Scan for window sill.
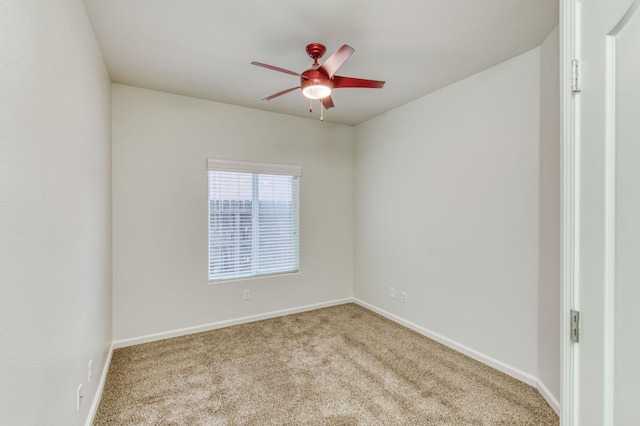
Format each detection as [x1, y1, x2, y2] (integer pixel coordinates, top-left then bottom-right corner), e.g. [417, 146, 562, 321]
[207, 270, 300, 285]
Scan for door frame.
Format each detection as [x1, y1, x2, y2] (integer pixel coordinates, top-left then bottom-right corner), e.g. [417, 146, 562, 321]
[560, 0, 579, 424]
[562, 2, 640, 424]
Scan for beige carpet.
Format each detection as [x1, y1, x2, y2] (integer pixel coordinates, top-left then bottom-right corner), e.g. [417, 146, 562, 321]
[94, 303, 558, 425]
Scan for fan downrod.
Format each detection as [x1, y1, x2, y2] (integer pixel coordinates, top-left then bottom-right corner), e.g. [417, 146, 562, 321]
[305, 43, 326, 65]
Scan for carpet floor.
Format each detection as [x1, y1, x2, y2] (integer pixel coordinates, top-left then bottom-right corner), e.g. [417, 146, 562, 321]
[94, 303, 558, 425]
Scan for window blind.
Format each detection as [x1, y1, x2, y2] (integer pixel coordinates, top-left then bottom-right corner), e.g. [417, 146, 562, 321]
[207, 159, 300, 281]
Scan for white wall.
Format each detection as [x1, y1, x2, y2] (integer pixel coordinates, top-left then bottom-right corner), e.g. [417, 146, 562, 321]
[354, 49, 541, 378]
[0, 1, 112, 425]
[112, 85, 353, 342]
[538, 26, 561, 401]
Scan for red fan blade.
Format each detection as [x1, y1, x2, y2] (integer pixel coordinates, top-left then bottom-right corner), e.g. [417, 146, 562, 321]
[322, 95, 335, 110]
[318, 44, 355, 78]
[251, 61, 307, 79]
[262, 86, 300, 101]
[332, 75, 385, 89]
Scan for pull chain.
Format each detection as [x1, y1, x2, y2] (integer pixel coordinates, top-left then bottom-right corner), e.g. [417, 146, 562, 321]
[307, 99, 325, 121]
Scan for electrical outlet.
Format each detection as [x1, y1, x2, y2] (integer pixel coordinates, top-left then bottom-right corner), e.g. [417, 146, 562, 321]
[243, 289, 250, 300]
[401, 292, 407, 303]
[76, 384, 83, 411]
[88, 360, 93, 382]
[389, 287, 395, 298]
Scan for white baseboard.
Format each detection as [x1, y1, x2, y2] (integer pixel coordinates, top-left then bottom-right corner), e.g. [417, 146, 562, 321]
[85, 344, 113, 426]
[354, 298, 560, 415]
[113, 298, 354, 349]
[536, 378, 561, 415]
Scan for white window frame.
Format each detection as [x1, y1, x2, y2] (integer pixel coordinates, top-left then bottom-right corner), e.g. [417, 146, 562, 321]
[207, 159, 301, 282]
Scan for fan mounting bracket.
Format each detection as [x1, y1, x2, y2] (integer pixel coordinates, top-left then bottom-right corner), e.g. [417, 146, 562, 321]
[305, 43, 326, 64]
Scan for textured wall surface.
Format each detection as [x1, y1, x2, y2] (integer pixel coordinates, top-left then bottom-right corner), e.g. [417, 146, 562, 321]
[112, 84, 354, 342]
[538, 26, 561, 403]
[0, 1, 112, 424]
[354, 49, 541, 378]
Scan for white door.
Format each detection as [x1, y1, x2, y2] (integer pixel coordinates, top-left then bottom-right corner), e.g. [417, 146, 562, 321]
[565, 0, 640, 424]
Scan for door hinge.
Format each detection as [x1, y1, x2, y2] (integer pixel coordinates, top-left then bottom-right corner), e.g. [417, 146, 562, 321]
[570, 309, 580, 342]
[571, 59, 581, 92]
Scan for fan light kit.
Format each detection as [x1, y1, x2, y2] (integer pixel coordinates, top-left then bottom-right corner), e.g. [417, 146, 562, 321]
[302, 84, 331, 100]
[252, 43, 385, 121]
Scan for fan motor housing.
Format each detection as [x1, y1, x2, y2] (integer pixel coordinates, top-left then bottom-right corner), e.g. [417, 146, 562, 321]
[300, 69, 332, 91]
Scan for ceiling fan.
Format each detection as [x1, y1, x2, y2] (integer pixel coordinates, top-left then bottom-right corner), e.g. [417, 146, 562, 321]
[251, 43, 385, 120]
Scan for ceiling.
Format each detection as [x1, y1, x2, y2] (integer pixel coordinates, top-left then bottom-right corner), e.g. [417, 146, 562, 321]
[84, 0, 558, 126]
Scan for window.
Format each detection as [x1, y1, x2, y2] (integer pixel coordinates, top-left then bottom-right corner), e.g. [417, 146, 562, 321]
[207, 159, 300, 281]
